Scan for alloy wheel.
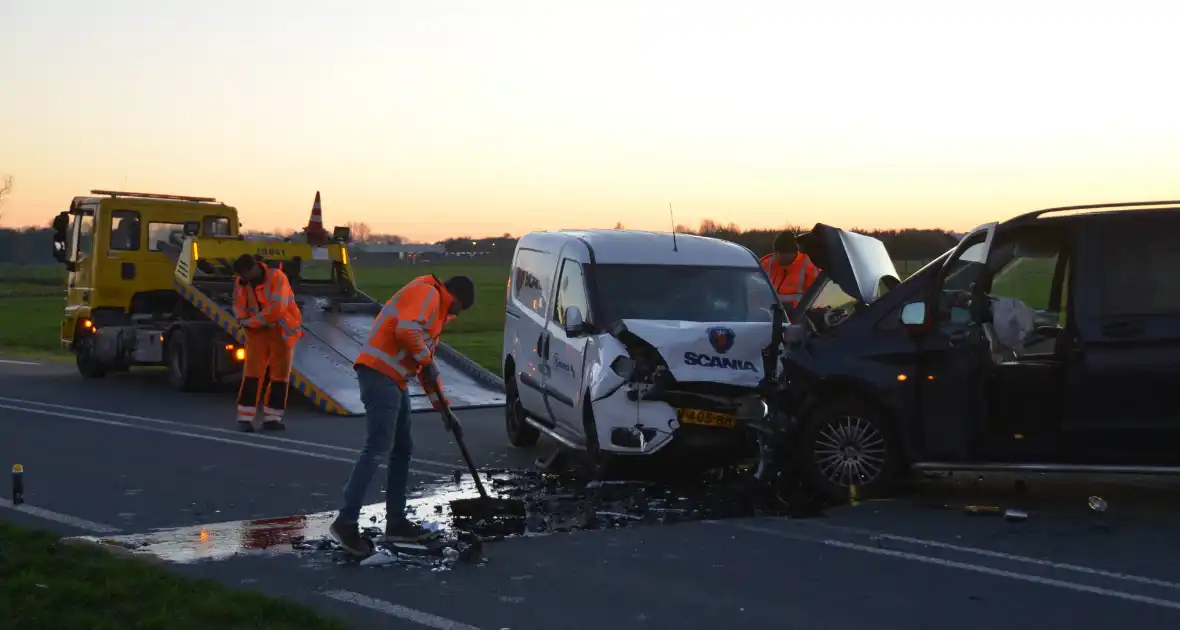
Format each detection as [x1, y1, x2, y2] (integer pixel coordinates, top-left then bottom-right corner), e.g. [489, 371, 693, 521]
[812, 414, 887, 487]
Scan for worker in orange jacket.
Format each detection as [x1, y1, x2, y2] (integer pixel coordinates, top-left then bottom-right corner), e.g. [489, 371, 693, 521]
[232, 254, 302, 432]
[760, 230, 820, 309]
[329, 274, 475, 554]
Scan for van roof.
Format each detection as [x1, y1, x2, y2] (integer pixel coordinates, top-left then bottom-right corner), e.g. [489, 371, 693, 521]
[538, 229, 760, 267]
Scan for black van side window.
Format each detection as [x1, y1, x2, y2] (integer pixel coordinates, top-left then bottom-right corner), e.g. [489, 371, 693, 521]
[513, 249, 552, 316]
[1097, 217, 1180, 317]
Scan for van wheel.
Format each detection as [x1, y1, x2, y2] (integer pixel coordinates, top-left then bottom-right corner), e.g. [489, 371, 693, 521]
[75, 343, 107, 379]
[796, 398, 901, 502]
[505, 376, 539, 447]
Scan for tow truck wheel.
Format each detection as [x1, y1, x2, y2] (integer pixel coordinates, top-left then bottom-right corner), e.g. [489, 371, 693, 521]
[167, 329, 215, 393]
[75, 343, 107, 379]
[796, 399, 901, 502]
[505, 375, 540, 447]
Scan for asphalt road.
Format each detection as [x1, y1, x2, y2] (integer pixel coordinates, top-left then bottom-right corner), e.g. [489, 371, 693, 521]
[4, 357, 1180, 630]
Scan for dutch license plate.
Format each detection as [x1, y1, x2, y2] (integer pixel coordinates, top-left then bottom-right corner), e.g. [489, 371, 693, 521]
[676, 408, 737, 429]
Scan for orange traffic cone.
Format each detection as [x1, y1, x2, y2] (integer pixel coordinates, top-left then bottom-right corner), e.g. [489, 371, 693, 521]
[304, 191, 329, 245]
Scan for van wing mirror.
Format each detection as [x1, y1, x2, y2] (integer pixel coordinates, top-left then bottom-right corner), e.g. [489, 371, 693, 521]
[563, 306, 587, 337]
[900, 301, 927, 327]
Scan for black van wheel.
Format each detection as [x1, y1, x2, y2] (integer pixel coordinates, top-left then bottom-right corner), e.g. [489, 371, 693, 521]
[796, 399, 901, 502]
[505, 375, 540, 447]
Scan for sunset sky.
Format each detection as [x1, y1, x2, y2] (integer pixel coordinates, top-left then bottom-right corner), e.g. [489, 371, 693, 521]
[2, 0, 1178, 242]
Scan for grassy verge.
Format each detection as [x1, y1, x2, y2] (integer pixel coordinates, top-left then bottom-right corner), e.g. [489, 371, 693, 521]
[0, 521, 350, 630]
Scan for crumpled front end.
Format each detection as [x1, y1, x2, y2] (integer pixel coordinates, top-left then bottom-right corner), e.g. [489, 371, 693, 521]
[586, 323, 768, 464]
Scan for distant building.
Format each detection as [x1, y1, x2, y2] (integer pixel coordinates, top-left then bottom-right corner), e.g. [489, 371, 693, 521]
[349, 243, 447, 264]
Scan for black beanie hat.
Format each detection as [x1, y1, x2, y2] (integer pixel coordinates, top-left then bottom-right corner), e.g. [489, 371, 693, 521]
[444, 275, 476, 310]
[772, 231, 798, 254]
[232, 253, 257, 275]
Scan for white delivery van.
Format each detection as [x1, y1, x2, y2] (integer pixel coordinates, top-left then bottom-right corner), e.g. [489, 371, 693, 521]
[501, 229, 784, 468]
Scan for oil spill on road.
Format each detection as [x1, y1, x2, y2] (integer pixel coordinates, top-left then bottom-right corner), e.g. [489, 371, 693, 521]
[68, 467, 824, 566]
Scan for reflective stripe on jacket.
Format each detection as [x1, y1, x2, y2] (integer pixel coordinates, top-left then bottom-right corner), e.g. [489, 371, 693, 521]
[759, 252, 819, 306]
[354, 274, 455, 410]
[233, 263, 303, 344]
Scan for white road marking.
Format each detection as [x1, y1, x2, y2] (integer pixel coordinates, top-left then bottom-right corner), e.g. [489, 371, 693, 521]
[720, 521, 1180, 611]
[321, 590, 482, 630]
[0, 403, 449, 479]
[0, 497, 121, 534]
[0, 396, 460, 470]
[0, 359, 41, 365]
[798, 520, 1180, 591]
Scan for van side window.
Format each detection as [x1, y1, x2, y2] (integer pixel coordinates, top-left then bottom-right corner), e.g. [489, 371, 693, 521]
[110, 210, 142, 251]
[1097, 217, 1180, 317]
[513, 249, 552, 316]
[554, 260, 591, 326]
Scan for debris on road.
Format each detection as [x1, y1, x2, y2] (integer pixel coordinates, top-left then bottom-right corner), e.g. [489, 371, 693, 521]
[1088, 495, 1108, 513]
[1003, 509, 1028, 522]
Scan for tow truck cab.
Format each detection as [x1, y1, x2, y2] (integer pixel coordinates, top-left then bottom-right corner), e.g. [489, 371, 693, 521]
[766, 204, 1180, 500]
[51, 190, 244, 385]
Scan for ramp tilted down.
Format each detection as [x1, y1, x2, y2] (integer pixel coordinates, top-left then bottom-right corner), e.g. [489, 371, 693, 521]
[175, 281, 505, 416]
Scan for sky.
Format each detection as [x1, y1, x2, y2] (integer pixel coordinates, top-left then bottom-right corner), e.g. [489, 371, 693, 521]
[2, 0, 1178, 242]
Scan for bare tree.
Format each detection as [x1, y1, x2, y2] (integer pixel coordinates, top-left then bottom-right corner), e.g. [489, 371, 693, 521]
[348, 221, 372, 244]
[0, 175, 12, 221]
[613, 221, 625, 229]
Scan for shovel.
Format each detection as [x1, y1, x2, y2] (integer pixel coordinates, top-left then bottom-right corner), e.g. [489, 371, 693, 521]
[437, 398, 526, 521]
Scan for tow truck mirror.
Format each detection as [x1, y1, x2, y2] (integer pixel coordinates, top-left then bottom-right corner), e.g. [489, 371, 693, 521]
[900, 301, 927, 327]
[563, 306, 587, 337]
[51, 211, 70, 264]
[183, 222, 200, 236]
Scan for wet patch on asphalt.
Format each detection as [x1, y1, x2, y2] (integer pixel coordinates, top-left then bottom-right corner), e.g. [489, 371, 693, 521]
[69, 467, 826, 568]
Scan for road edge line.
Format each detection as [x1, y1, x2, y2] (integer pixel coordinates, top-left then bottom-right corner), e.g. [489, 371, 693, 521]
[0, 497, 121, 534]
[320, 589, 483, 630]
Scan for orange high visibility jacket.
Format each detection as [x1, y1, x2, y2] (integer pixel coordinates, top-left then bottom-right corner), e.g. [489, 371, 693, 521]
[354, 275, 455, 411]
[759, 252, 820, 306]
[233, 263, 303, 345]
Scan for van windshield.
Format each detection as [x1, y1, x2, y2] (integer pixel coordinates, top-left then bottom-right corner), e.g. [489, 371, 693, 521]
[595, 264, 778, 323]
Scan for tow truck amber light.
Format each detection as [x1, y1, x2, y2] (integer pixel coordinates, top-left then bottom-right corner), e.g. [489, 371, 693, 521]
[235, 348, 246, 361]
[224, 344, 234, 350]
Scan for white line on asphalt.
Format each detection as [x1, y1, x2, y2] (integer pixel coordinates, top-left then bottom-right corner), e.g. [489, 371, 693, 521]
[0, 396, 460, 470]
[0, 497, 121, 534]
[795, 520, 1180, 592]
[0, 359, 40, 365]
[0, 403, 449, 479]
[720, 522, 1180, 611]
[321, 590, 482, 630]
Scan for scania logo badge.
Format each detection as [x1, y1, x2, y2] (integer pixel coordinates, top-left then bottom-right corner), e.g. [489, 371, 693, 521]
[707, 326, 735, 354]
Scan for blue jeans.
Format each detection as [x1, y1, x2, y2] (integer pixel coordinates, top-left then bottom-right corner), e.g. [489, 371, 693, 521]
[339, 365, 413, 524]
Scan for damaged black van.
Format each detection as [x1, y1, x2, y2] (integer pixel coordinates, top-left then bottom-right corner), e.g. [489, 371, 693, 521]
[759, 202, 1180, 501]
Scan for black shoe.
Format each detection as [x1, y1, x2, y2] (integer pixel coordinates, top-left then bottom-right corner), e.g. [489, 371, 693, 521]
[261, 420, 285, 431]
[383, 519, 436, 543]
[329, 517, 371, 557]
[238, 422, 255, 433]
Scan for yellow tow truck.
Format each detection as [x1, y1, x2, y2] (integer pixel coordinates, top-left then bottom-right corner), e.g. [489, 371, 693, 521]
[50, 189, 505, 414]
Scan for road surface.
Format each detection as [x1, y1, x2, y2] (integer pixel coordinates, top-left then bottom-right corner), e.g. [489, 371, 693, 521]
[3, 357, 1180, 630]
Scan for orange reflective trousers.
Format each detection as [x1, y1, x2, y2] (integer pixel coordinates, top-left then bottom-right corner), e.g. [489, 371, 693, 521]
[236, 328, 295, 425]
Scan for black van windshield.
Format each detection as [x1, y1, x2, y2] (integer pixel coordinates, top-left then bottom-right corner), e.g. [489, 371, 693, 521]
[595, 264, 778, 323]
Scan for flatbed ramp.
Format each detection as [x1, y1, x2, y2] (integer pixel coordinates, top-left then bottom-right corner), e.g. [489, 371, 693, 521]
[175, 280, 505, 416]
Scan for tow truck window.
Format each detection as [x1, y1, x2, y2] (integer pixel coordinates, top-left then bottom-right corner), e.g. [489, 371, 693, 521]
[595, 265, 778, 323]
[553, 260, 591, 326]
[109, 210, 141, 251]
[72, 213, 94, 261]
[204, 216, 231, 236]
[147, 222, 187, 252]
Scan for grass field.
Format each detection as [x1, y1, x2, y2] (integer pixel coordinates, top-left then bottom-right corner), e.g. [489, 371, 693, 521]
[0, 522, 350, 630]
[0, 258, 950, 372]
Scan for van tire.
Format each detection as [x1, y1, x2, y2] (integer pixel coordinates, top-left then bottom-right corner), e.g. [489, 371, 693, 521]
[795, 398, 901, 502]
[505, 375, 540, 447]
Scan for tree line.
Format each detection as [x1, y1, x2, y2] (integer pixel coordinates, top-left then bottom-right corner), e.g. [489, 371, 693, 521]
[0, 219, 960, 266]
